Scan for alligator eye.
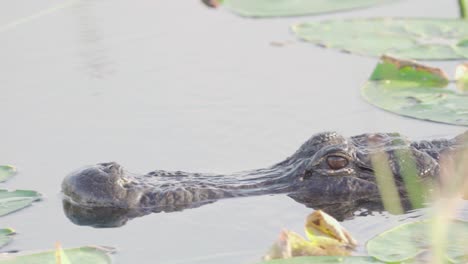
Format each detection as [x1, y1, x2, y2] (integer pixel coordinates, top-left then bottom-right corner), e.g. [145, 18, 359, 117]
[326, 156, 348, 170]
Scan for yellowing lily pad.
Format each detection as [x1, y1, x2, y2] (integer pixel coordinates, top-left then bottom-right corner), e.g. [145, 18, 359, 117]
[293, 18, 468, 60]
[0, 190, 42, 217]
[367, 220, 468, 263]
[362, 56, 468, 126]
[263, 230, 337, 260]
[305, 210, 357, 247]
[217, 0, 392, 17]
[258, 256, 382, 264]
[0, 166, 16, 183]
[456, 63, 468, 92]
[0, 246, 113, 264]
[263, 211, 356, 261]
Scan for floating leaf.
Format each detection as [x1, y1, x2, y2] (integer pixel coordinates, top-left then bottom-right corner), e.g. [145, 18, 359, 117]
[219, 0, 392, 18]
[293, 18, 468, 60]
[0, 229, 15, 249]
[0, 166, 16, 183]
[0, 190, 41, 217]
[263, 230, 334, 260]
[305, 210, 356, 248]
[367, 220, 468, 263]
[258, 256, 382, 264]
[0, 246, 113, 264]
[263, 211, 355, 261]
[370, 55, 449, 87]
[362, 82, 468, 125]
[456, 63, 468, 92]
[362, 56, 468, 126]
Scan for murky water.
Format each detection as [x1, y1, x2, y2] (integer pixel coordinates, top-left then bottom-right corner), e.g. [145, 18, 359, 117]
[0, 0, 466, 263]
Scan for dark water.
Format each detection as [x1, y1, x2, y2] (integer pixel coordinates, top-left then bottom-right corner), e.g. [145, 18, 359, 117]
[0, 0, 466, 263]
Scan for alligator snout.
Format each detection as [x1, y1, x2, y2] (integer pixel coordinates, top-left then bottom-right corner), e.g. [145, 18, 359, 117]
[62, 162, 129, 208]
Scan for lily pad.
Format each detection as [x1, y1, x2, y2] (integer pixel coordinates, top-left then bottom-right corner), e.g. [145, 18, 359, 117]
[293, 18, 468, 60]
[0, 246, 113, 264]
[219, 0, 392, 18]
[367, 220, 468, 263]
[370, 55, 449, 87]
[264, 211, 356, 261]
[258, 256, 382, 264]
[264, 230, 338, 260]
[362, 56, 468, 126]
[0, 190, 41, 217]
[456, 63, 468, 91]
[305, 210, 356, 247]
[0, 229, 15, 249]
[0, 166, 16, 183]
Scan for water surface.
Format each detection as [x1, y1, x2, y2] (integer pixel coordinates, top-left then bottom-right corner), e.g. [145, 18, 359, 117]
[0, 0, 466, 263]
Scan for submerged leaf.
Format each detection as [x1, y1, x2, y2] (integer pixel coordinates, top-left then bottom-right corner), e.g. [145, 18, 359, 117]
[367, 220, 468, 263]
[0, 190, 41, 217]
[220, 0, 392, 18]
[0, 166, 16, 183]
[0, 228, 15, 249]
[293, 18, 468, 60]
[0, 246, 113, 264]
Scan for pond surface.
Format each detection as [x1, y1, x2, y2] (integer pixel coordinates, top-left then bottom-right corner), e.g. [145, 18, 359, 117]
[0, 0, 467, 263]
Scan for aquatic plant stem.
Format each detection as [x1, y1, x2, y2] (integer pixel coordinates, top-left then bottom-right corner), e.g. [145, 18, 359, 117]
[460, 0, 467, 19]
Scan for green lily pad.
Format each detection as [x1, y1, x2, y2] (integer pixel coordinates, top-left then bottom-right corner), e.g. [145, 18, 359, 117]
[362, 56, 468, 126]
[370, 55, 449, 87]
[220, 0, 392, 18]
[0, 166, 16, 183]
[0, 246, 113, 264]
[367, 220, 468, 263]
[293, 18, 468, 60]
[362, 82, 468, 126]
[0, 229, 15, 249]
[0, 190, 41, 217]
[258, 256, 382, 264]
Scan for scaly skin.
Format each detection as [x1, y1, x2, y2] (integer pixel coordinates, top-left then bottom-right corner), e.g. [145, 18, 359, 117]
[62, 131, 467, 227]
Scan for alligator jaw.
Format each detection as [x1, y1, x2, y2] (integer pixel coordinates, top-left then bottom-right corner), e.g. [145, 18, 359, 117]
[135, 160, 308, 212]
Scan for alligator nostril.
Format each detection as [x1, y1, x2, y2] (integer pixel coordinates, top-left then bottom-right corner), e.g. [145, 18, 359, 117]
[98, 162, 122, 173]
[301, 170, 313, 181]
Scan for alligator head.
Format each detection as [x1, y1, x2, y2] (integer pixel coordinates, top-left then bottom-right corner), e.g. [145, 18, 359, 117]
[62, 131, 466, 227]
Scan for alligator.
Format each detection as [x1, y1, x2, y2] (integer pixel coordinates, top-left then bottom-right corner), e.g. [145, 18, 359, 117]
[62, 131, 467, 227]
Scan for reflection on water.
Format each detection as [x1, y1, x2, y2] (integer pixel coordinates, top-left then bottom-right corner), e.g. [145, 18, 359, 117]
[72, 0, 115, 79]
[63, 194, 418, 228]
[63, 199, 132, 227]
